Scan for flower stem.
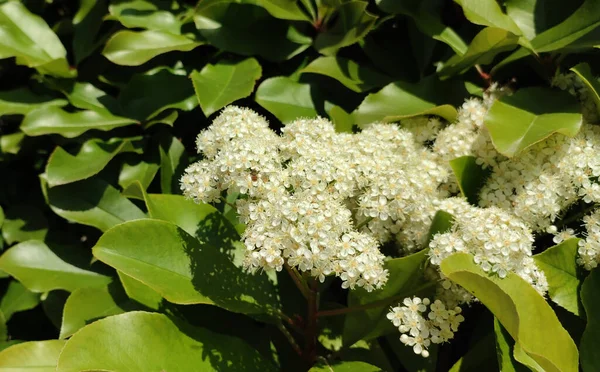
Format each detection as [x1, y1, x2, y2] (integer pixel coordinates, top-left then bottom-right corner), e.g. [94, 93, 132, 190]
[555, 202, 597, 229]
[316, 281, 437, 318]
[276, 322, 303, 357]
[304, 279, 319, 364]
[355, 216, 373, 231]
[285, 263, 310, 299]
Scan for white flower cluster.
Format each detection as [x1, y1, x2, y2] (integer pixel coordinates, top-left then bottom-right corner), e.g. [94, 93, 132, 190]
[386, 297, 464, 357]
[578, 209, 600, 269]
[553, 72, 599, 123]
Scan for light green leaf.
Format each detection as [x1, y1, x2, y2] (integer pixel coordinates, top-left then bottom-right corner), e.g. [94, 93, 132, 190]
[484, 87, 582, 157]
[571, 63, 600, 118]
[440, 27, 519, 78]
[0, 2, 73, 77]
[103, 30, 202, 66]
[329, 105, 354, 133]
[46, 137, 142, 187]
[56, 312, 276, 371]
[0, 340, 66, 371]
[93, 218, 280, 314]
[21, 107, 136, 138]
[194, 1, 311, 61]
[117, 271, 163, 310]
[449, 156, 491, 205]
[1, 205, 48, 245]
[494, 318, 529, 372]
[108, 0, 181, 34]
[47, 177, 146, 231]
[0, 132, 25, 155]
[505, 0, 584, 40]
[118, 156, 160, 191]
[60, 283, 138, 339]
[255, 76, 317, 123]
[0, 240, 111, 293]
[441, 253, 578, 372]
[352, 76, 469, 126]
[343, 249, 430, 344]
[301, 57, 390, 93]
[119, 69, 198, 121]
[454, 0, 522, 36]
[49, 81, 119, 113]
[255, 0, 312, 21]
[0, 281, 40, 320]
[314, 1, 378, 55]
[158, 134, 188, 194]
[533, 238, 583, 315]
[310, 361, 382, 371]
[0, 88, 67, 116]
[0, 312, 5, 341]
[73, 0, 108, 63]
[580, 267, 600, 372]
[425, 210, 456, 247]
[191, 58, 262, 117]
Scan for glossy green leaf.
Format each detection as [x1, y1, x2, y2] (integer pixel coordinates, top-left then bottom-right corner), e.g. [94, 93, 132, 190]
[255, 0, 312, 21]
[533, 238, 583, 315]
[314, 1, 378, 55]
[21, 107, 137, 138]
[424, 210, 455, 247]
[449, 156, 491, 205]
[505, 0, 584, 40]
[0, 2, 73, 77]
[343, 249, 430, 344]
[60, 283, 138, 339]
[49, 81, 119, 113]
[376, 0, 467, 55]
[454, 0, 523, 36]
[301, 57, 390, 93]
[494, 318, 528, 372]
[0, 132, 25, 155]
[329, 105, 354, 133]
[93, 218, 280, 314]
[47, 177, 146, 231]
[310, 361, 382, 371]
[0, 88, 67, 116]
[119, 69, 197, 121]
[194, 2, 311, 61]
[103, 30, 202, 66]
[108, 0, 181, 34]
[118, 156, 160, 191]
[56, 312, 276, 371]
[0, 240, 111, 293]
[440, 27, 519, 77]
[484, 87, 582, 157]
[0, 281, 40, 320]
[191, 58, 262, 117]
[353, 76, 469, 126]
[117, 271, 163, 310]
[571, 63, 600, 118]
[73, 0, 108, 63]
[159, 134, 187, 194]
[46, 137, 142, 186]
[0, 340, 66, 371]
[255, 77, 317, 123]
[1, 205, 48, 245]
[441, 253, 578, 372]
[580, 267, 600, 372]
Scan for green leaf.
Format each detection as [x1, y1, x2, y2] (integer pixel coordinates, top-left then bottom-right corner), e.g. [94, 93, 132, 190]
[60, 283, 139, 339]
[21, 107, 137, 138]
[533, 238, 583, 316]
[46, 177, 146, 231]
[484, 87, 583, 157]
[505, 0, 584, 40]
[108, 0, 181, 34]
[118, 69, 197, 121]
[0, 132, 25, 155]
[159, 134, 188, 194]
[0, 340, 66, 371]
[254, 0, 312, 21]
[1, 205, 48, 245]
[191, 58, 262, 117]
[255, 76, 318, 123]
[0, 281, 40, 320]
[343, 249, 430, 344]
[310, 361, 382, 371]
[93, 218, 280, 314]
[73, 0, 108, 64]
[49, 81, 119, 113]
[117, 271, 163, 310]
[439, 27, 519, 78]
[194, 2, 311, 61]
[449, 156, 491, 205]
[580, 267, 600, 372]
[454, 0, 523, 36]
[118, 156, 160, 191]
[494, 318, 529, 372]
[0, 88, 67, 116]
[0, 2, 73, 77]
[314, 1, 378, 55]
[424, 210, 455, 247]
[0, 240, 111, 293]
[329, 105, 354, 133]
[46, 137, 142, 187]
[102, 30, 202, 66]
[301, 57, 391, 93]
[571, 63, 600, 118]
[56, 312, 276, 371]
[449, 332, 498, 371]
[352, 76, 469, 126]
[440, 253, 578, 372]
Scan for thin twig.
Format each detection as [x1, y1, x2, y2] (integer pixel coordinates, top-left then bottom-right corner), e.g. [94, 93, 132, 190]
[304, 279, 319, 364]
[276, 322, 303, 357]
[285, 263, 310, 299]
[277, 310, 303, 334]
